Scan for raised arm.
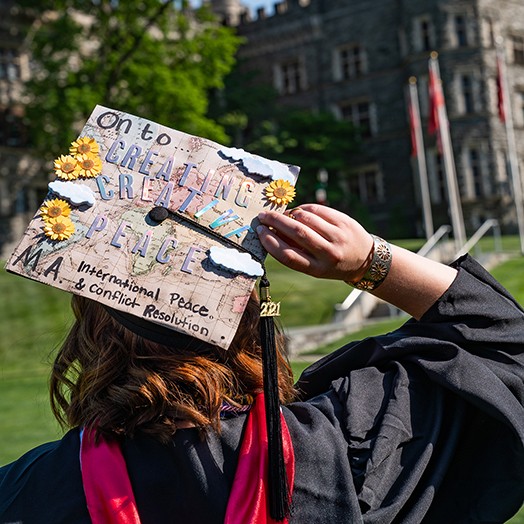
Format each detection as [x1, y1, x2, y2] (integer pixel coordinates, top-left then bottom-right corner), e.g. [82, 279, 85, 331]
[257, 204, 457, 320]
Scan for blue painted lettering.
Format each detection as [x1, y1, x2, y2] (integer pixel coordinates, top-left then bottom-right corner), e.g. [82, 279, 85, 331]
[111, 221, 132, 248]
[194, 199, 219, 218]
[181, 246, 202, 274]
[178, 163, 197, 186]
[156, 236, 178, 264]
[209, 209, 240, 229]
[178, 188, 202, 212]
[214, 174, 235, 201]
[157, 156, 174, 181]
[86, 215, 108, 239]
[200, 169, 215, 192]
[138, 150, 158, 175]
[119, 174, 134, 199]
[141, 176, 154, 202]
[120, 145, 142, 170]
[97, 175, 114, 200]
[224, 225, 253, 239]
[105, 139, 126, 164]
[155, 182, 173, 207]
[235, 180, 253, 208]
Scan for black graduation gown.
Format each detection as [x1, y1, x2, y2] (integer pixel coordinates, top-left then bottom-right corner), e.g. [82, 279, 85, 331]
[1, 255, 524, 523]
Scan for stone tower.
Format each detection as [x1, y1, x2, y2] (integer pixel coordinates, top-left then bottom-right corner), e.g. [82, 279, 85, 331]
[209, 0, 246, 26]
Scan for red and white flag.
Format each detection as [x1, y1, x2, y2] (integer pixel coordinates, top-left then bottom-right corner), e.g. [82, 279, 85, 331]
[426, 53, 466, 246]
[406, 78, 434, 238]
[407, 84, 419, 158]
[496, 50, 506, 123]
[428, 54, 446, 153]
[428, 56, 445, 136]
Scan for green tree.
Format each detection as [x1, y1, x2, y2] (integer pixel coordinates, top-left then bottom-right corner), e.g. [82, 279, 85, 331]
[20, 0, 241, 155]
[247, 110, 359, 208]
[211, 63, 360, 208]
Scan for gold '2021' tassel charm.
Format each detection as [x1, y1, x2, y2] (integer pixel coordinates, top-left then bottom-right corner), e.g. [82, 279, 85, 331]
[259, 275, 290, 521]
[260, 282, 281, 318]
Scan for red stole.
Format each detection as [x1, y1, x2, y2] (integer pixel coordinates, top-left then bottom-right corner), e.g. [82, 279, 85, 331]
[80, 394, 295, 523]
[80, 428, 141, 523]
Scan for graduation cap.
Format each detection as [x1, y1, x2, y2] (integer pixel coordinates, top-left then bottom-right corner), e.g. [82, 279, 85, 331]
[6, 105, 299, 519]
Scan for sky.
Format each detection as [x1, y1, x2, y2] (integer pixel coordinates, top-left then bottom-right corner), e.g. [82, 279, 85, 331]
[236, 0, 275, 14]
[192, 1, 276, 16]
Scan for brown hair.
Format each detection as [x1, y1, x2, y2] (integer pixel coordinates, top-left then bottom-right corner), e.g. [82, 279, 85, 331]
[50, 293, 296, 443]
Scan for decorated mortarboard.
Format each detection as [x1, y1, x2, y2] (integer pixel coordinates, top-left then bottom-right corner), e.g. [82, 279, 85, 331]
[6, 105, 299, 350]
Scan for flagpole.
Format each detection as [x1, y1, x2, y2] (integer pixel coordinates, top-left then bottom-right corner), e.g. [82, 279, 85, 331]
[496, 38, 524, 255]
[407, 77, 434, 239]
[429, 51, 466, 248]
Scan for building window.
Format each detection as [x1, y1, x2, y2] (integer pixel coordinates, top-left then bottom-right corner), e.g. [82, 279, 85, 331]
[461, 75, 475, 114]
[517, 91, 524, 127]
[413, 16, 435, 52]
[274, 59, 305, 95]
[512, 36, 524, 65]
[495, 149, 510, 195]
[0, 48, 21, 81]
[348, 167, 384, 204]
[339, 100, 374, 138]
[469, 149, 483, 197]
[428, 151, 446, 204]
[461, 146, 489, 199]
[454, 15, 468, 47]
[0, 111, 27, 147]
[363, 170, 380, 202]
[422, 19, 432, 50]
[454, 72, 481, 115]
[481, 17, 495, 48]
[398, 28, 408, 57]
[334, 44, 365, 81]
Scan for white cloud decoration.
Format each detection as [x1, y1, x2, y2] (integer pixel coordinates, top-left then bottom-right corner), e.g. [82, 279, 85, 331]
[219, 146, 296, 184]
[48, 180, 96, 207]
[208, 246, 264, 277]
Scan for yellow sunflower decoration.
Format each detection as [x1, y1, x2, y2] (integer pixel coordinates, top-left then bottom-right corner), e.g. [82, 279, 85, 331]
[54, 155, 80, 180]
[43, 216, 75, 241]
[40, 198, 71, 221]
[70, 136, 100, 157]
[265, 179, 296, 206]
[75, 153, 102, 178]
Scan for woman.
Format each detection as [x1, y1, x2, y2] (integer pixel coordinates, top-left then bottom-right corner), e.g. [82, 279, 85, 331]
[1, 204, 524, 523]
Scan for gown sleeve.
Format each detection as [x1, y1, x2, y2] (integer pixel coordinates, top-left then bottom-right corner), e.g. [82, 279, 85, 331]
[295, 255, 524, 523]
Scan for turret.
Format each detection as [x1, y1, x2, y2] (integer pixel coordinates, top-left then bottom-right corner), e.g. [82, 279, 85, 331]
[208, 0, 246, 26]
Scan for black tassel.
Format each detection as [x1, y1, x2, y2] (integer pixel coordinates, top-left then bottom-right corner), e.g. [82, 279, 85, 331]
[259, 275, 290, 521]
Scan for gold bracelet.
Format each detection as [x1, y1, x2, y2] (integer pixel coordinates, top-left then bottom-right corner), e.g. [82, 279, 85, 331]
[347, 235, 392, 291]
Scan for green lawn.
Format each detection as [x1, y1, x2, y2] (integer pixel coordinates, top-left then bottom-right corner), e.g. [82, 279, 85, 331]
[265, 256, 350, 326]
[1, 252, 524, 522]
[0, 267, 72, 464]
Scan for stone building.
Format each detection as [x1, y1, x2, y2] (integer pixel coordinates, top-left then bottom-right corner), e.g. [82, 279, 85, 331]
[3, 0, 524, 250]
[217, 0, 524, 238]
[0, 2, 45, 257]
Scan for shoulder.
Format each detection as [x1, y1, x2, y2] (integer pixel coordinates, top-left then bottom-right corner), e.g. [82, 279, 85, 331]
[0, 438, 64, 482]
[0, 429, 90, 523]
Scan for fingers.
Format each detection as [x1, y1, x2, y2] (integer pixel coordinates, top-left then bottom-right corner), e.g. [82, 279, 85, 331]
[288, 204, 348, 228]
[257, 204, 375, 281]
[285, 206, 348, 244]
[261, 204, 345, 244]
[257, 207, 340, 278]
[256, 224, 314, 273]
[259, 209, 335, 254]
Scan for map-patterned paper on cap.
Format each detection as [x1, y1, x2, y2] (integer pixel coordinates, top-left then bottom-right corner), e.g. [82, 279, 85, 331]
[6, 105, 299, 349]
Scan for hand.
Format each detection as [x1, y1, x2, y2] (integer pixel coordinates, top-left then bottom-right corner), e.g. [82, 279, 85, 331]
[257, 203, 458, 319]
[257, 204, 374, 283]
